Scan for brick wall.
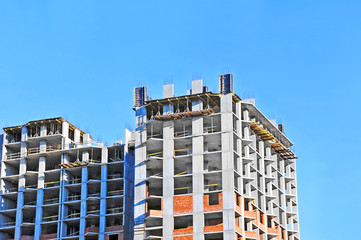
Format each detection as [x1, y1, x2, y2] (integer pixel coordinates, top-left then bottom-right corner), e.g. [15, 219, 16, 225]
[173, 194, 193, 215]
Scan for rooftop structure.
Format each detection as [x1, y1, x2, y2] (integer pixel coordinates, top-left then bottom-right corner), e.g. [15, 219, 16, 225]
[0, 117, 134, 240]
[133, 75, 300, 240]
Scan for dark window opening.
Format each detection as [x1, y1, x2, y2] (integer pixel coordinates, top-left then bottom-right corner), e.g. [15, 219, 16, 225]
[109, 234, 118, 240]
[209, 193, 219, 205]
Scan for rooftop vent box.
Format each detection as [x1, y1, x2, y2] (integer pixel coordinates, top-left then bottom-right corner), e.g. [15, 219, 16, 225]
[134, 86, 148, 107]
[219, 73, 233, 94]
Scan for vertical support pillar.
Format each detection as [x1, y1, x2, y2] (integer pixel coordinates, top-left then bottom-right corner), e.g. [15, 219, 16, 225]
[40, 124, 47, 137]
[134, 106, 147, 240]
[99, 147, 108, 240]
[192, 79, 204, 240]
[124, 129, 135, 240]
[163, 121, 174, 240]
[79, 151, 89, 240]
[220, 94, 236, 240]
[235, 102, 243, 196]
[62, 121, 70, 149]
[59, 154, 70, 238]
[34, 156, 46, 239]
[15, 126, 27, 239]
[74, 129, 80, 145]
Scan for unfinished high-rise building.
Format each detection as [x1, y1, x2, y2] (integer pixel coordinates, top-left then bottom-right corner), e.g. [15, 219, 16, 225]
[133, 75, 300, 240]
[0, 118, 134, 240]
[0, 73, 301, 240]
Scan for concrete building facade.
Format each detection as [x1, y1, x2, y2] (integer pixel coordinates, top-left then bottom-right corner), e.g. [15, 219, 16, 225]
[0, 118, 134, 240]
[133, 75, 300, 240]
[0, 74, 300, 240]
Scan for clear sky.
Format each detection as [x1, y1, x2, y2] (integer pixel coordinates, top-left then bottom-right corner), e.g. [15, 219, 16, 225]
[1, 1, 360, 239]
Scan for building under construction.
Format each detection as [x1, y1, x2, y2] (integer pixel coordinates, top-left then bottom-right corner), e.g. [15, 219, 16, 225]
[0, 73, 301, 240]
[133, 74, 300, 240]
[0, 118, 134, 240]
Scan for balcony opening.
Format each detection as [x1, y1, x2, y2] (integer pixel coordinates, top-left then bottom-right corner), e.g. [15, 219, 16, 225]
[174, 175, 192, 195]
[204, 152, 221, 172]
[204, 172, 222, 192]
[174, 215, 193, 235]
[174, 119, 192, 138]
[204, 212, 223, 232]
[108, 146, 124, 162]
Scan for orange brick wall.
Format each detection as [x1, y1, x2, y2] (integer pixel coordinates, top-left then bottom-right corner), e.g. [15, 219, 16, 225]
[204, 193, 223, 212]
[174, 236, 193, 240]
[173, 226, 193, 235]
[204, 223, 223, 233]
[20, 237, 34, 240]
[40, 234, 57, 240]
[174, 194, 193, 215]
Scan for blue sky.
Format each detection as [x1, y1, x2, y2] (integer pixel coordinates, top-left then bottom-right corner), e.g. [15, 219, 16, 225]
[1, 1, 360, 239]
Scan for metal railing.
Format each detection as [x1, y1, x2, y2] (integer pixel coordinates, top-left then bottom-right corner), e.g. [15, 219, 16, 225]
[43, 198, 59, 204]
[108, 174, 123, 179]
[174, 130, 191, 138]
[0, 221, 16, 227]
[107, 207, 123, 214]
[65, 212, 80, 219]
[147, 133, 163, 139]
[68, 178, 82, 184]
[67, 194, 81, 201]
[107, 189, 124, 196]
[42, 215, 58, 222]
[5, 152, 21, 160]
[28, 145, 61, 155]
[203, 126, 219, 133]
[87, 209, 100, 215]
[88, 193, 100, 198]
[2, 187, 18, 193]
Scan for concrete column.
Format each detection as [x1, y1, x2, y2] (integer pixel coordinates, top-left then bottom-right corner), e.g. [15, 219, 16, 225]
[134, 107, 148, 240]
[83, 134, 91, 147]
[59, 154, 70, 238]
[40, 140, 47, 153]
[15, 126, 27, 240]
[0, 134, 5, 194]
[99, 147, 108, 240]
[79, 151, 89, 240]
[191, 80, 204, 240]
[235, 102, 243, 195]
[40, 124, 47, 137]
[243, 109, 249, 121]
[74, 129, 80, 144]
[163, 121, 174, 239]
[220, 94, 236, 240]
[34, 156, 46, 239]
[124, 129, 135, 240]
[62, 121, 70, 149]
[163, 84, 174, 114]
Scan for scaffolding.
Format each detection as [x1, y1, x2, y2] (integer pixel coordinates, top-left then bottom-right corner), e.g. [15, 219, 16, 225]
[250, 122, 297, 160]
